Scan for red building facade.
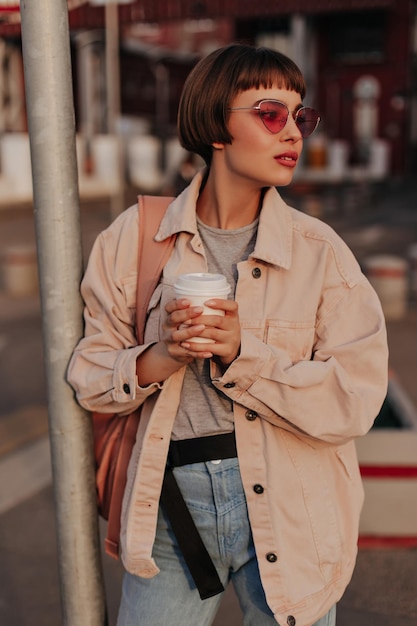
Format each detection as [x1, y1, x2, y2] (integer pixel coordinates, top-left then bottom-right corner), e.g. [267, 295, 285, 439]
[0, 0, 415, 175]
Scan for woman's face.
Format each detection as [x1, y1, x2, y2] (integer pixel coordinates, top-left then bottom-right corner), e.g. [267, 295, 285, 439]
[216, 86, 304, 189]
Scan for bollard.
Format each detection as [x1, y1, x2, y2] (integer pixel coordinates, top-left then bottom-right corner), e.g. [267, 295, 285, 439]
[127, 135, 162, 192]
[2, 245, 38, 297]
[363, 254, 408, 320]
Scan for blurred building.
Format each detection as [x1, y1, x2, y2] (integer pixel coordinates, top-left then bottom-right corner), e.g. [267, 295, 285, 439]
[0, 0, 416, 182]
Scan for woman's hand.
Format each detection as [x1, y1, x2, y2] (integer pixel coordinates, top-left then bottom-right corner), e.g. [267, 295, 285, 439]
[162, 298, 215, 363]
[136, 298, 240, 386]
[178, 298, 241, 368]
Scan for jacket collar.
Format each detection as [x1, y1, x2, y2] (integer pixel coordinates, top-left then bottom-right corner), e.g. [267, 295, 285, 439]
[252, 186, 293, 270]
[155, 170, 204, 241]
[155, 168, 293, 270]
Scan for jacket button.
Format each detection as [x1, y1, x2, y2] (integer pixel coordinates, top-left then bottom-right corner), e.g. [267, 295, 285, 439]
[245, 410, 258, 421]
[123, 383, 131, 394]
[252, 267, 262, 279]
[253, 484, 264, 494]
[224, 382, 236, 388]
[287, 617, 296, 626]
[266, 552, 277, 563]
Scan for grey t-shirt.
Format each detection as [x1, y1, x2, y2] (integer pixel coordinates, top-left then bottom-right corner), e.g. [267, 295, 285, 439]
[171, 216, 258, 441]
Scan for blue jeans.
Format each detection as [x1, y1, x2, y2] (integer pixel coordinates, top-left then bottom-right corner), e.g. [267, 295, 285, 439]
[117, 458, 336, 626]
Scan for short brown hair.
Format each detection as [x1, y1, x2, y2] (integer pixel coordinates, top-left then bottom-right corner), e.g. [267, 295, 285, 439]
[177, 43, 306, 166]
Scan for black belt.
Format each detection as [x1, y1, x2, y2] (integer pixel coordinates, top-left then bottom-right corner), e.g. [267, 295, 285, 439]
[160, 432, 237, 600]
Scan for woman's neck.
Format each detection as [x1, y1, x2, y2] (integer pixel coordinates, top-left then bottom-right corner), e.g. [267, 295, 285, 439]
[197, 166, 264, 230]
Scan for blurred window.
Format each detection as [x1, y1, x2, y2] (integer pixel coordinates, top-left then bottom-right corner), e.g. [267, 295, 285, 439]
[326, 10, 387, 64]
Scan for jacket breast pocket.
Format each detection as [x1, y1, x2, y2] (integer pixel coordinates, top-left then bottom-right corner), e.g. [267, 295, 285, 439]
[121, 274, 163, 344]
[121, 273, 137, 310]
[143, 283, 164, 344]
[265, 320, 316, 363]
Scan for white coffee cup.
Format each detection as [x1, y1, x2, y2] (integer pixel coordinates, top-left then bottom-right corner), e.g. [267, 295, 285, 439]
[174, 272, 231, 343]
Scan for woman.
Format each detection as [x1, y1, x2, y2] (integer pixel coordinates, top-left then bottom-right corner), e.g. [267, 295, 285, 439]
[68, 44, 388, 626]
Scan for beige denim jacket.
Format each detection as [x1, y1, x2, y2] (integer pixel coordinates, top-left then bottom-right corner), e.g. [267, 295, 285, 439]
[68, 170, 388, 626]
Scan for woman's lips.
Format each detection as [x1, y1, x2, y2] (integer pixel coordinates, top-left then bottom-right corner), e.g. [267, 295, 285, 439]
[274, 152, 299, 168]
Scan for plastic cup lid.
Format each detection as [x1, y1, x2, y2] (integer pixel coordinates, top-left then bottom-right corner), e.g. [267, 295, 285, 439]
[174, 272, 231, 295]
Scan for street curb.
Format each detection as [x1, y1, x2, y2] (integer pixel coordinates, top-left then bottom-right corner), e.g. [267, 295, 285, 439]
[0, 405, 48, 457]
[0, 291, 41, 324]
[0, 435, 51, 515]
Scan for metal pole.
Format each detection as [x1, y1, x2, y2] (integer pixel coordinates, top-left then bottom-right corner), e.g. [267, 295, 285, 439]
[75, 30, 104, 176]
[105, 2, 125, 219]
[154, 61, 170, 172]
[20, 2, 107, 624]
[105, 2, 120, 135]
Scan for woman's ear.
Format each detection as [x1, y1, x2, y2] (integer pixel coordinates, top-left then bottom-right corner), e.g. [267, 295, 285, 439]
[212, 141, 224, 150]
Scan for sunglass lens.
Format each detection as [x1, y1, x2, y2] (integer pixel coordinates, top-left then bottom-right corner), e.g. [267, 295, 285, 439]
[259, 101, 288, 133]
[295, 108, 320, 138]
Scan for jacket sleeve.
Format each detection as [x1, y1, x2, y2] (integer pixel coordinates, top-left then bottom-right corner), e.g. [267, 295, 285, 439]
[67, 211, 162, 413]
[212, 278, 388, 445]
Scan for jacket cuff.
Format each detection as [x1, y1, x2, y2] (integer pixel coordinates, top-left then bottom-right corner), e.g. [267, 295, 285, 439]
[112, 343, 162, 403]
[211, 330, 270, 392]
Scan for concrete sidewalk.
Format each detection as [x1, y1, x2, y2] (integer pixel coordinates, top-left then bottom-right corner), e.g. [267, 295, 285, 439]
[1, 182, 417, 625]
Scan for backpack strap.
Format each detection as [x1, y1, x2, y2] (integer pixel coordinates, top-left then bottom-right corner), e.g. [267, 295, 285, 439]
[136, 195, 176, 344]
[104, 194, 175, 558]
